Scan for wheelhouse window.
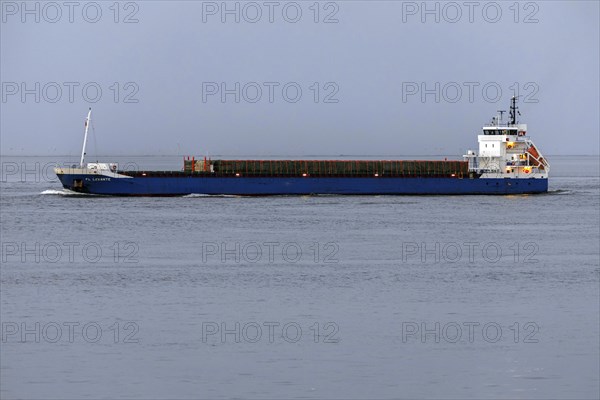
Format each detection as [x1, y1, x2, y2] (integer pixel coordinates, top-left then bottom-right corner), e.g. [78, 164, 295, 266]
[483, 129, 518, 135]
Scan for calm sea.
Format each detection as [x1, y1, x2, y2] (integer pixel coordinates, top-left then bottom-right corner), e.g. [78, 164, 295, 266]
[1, 155, 599, 399]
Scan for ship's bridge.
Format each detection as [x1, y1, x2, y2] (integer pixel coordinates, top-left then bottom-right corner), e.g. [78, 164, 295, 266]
[463, 97, 549, 179]
[477, 124, 528, 158]
[481, 124, 527, 137]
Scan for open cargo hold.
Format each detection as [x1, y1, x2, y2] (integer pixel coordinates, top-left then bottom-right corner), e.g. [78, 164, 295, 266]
[184, 159, 468, 177]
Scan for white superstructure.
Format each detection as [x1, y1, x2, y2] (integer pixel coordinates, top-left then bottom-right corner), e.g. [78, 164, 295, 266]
[463, 96, 549, 179]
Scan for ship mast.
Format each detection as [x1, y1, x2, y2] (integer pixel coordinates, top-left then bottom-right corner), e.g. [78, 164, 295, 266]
[80, 108, 92, 168]
[509, 95, 518, 125]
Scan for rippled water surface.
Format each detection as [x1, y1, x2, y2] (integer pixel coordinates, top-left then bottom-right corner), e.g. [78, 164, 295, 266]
[1, 155, 599, 399]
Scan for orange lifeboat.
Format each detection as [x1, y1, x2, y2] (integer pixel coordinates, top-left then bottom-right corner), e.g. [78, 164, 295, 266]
[526, 145, 544, 167]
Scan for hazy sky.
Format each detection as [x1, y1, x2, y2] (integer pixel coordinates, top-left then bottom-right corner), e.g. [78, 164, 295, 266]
[1, 0, 598, 156]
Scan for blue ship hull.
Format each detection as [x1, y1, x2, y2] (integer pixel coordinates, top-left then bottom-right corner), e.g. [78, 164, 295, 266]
[56, 174, 548, 196]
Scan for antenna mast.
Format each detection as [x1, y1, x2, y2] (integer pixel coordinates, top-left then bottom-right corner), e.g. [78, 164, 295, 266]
[80, 108, 92, 168]
[509, 96, 518, 125]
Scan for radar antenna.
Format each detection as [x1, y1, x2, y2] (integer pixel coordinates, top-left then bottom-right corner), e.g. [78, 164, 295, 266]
[497, 110, 506, 125]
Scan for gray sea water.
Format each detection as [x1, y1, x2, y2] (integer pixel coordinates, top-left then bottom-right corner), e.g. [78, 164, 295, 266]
[1, 155, 599, 399]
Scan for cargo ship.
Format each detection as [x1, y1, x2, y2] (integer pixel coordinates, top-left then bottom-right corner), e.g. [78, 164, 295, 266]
[54, 97, 549, 195]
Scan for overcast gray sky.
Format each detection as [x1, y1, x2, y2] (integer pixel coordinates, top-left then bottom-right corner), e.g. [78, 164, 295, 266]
[1, 0, 598, 156]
